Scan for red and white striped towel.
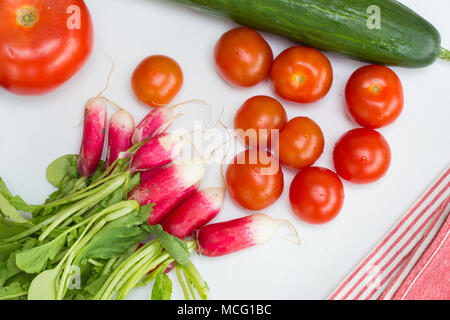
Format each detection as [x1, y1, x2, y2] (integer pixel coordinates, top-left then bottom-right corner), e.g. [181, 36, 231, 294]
[329, 165, 450, 300]
[382, 208, 450, 300]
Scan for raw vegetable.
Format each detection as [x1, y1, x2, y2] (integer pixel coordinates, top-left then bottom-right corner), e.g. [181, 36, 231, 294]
[93, 226, 208, 300]
[0, 0, 93, 95]
[129, 133, 184, 173]
[140, 167, 165, 183]
[0, 96, 218, 301]
[175, 262, 209, 300]
[345, 65, 404, 129]
[152, 269, 172, 300]
[166, 0, 448, 67]
[226, 149, 283, 210]
[130, 99, 211, 145]
[214, 27, 273, 87]
[270, 46, 333, 103]
[24, 200, 151, 300]
[333, 128, 391, 184]
[148, 182, 200, 225]
[161, 187, 225, 238]
[276, 117, 324, 170]
[78, 98, 107, 178]
[234, 95, 287, 149]
[289, 167, 344, 224]
[128, 161, 205, 207]
[131, 55, 184, 108]
[106, 110, 135, 168]
[131, 107, 178, 145]
[196, 214, 299, 257]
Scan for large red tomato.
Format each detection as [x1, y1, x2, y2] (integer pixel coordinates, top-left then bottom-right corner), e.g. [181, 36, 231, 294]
[0, 0, 93, 95]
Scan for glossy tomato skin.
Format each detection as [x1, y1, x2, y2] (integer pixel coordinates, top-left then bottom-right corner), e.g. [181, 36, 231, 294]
[131, 55, 183, 108]
[270, 46, 333, 103]
[214, 27, 273, 87]
[333, 128, 391, 184]
[234, 95, 287, 149]
[226, 149, 283, 210]
[0, 0, 93, 95]
[346, 65, 404, 129]
[289, 167, 344, 224]
[276, 117, 324, 170]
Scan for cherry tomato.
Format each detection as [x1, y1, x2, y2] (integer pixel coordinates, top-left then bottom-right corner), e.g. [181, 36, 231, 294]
[234, 95, 287, 149]
[214, 27, 273, 87]
[276, 117, 324, 170]
[289, 167, 344, 224]
[0, 0, 93, 95]
[333, 128, 391, 184]
[270, 46, 333, 103]
[346, 65, 404, 128]
[226, 149, 283, 210]
[131, 55, 183, 108]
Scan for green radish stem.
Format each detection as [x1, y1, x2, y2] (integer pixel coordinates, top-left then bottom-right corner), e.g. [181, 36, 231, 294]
[93, 142, 145, 183]
[117, 241, 197, 300]
[0, 290, 28, 300]
[134, 261, 169, 289]
[55, 202, 139, 299]
[43, 172, 124, 208]
[96, 244, 162, 300]
[39, 175, 127, 241]
[88, 259, 104, 267]
[185, 270, 197, 300]
[440, 47, 450, 61]
[177, 260, 209, 300]
[104, 246, 164, 300]
[176, 265, 191, 300]
[101, 257, 118, 276]
[57, 252, 76, 300]
[2, 175, 126, 243]
[96, 240, 198, 300]
[116, 255, 173, 300]
[94, 241, 161, 300]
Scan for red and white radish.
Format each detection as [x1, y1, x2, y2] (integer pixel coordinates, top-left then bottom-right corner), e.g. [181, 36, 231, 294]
[161, 187, 225, 238]
[139, 167, 165, 184]
[129, 133, 184, 173]
[196, 214, 299, 257]
[77, 98, 107, 178]
[131, 99, 213, 145]
[128, 160, 205, 207]
[148, 181, 200, 225]
[131, 107, 176, 145]
[106, 110, 135, 168]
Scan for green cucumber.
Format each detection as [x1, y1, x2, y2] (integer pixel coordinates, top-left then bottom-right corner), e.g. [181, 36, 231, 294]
[167, 0, 448, 67]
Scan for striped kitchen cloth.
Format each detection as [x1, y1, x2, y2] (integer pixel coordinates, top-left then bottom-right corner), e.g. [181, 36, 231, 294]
[329, 165, 450, 300]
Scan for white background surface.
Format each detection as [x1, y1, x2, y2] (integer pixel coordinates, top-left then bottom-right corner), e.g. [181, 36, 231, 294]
[0, 0, 449, 299]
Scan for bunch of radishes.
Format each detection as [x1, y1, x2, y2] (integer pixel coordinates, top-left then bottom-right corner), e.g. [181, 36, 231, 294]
[78, 93, 298, 261]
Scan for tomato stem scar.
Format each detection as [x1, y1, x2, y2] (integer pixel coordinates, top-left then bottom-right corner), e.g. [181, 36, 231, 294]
[370, 84, 382, 94]
[16, 7, 39, 28]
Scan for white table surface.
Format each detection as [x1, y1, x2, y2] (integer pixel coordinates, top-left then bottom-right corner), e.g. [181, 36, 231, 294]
[0, 0, 449, 300]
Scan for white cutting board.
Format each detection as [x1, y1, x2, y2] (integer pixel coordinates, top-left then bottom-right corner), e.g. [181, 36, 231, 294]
[0, 0, 449, 299]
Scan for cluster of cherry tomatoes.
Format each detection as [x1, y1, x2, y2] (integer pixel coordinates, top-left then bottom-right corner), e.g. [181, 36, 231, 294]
[129, 26, 403, 225]
[216, 28, 404, 225]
